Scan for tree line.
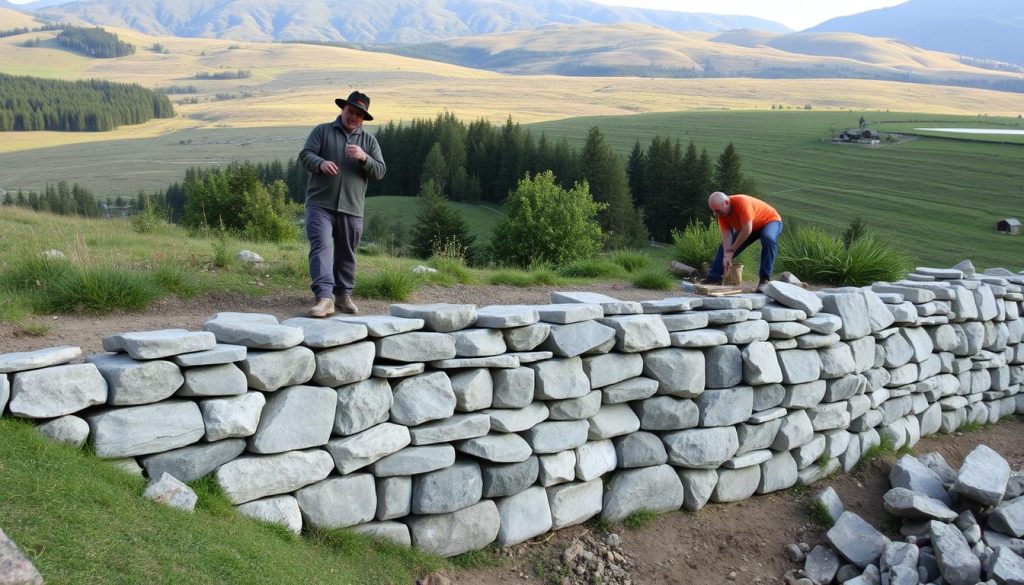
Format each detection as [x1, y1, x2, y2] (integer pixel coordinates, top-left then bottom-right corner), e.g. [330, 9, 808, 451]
[2, 182, 103, 217]
[0, 73, 174, 131]
[55, 26, 134, 58]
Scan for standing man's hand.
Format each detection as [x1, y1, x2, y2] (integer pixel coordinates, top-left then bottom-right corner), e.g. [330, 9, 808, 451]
[345, 144, 367, 162]
[319, 161, 339, 176]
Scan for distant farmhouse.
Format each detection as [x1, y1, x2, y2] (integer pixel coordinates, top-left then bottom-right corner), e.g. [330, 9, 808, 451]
[996, 218, 1021, 235]
[835, 128, 882, 144]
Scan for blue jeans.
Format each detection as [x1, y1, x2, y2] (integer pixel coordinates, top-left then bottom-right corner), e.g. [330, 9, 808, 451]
[306, 204, 363, 299]
[708, 221, 783, 281]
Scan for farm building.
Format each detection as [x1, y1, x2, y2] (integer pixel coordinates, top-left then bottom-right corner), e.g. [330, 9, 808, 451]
[996, 218, 1021, 234]
[837, 128, 881, 142]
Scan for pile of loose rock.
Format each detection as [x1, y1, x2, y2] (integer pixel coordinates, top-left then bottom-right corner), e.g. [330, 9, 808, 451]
[786, 445, 1024, 585]
[558, 532, 634, 585]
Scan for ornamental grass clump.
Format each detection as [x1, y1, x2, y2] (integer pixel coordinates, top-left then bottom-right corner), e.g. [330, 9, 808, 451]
[775, 225, 908, 286]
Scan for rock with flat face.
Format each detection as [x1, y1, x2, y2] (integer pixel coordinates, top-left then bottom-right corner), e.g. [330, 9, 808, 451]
[172, 344, 247, 367]
[332, 315, 424, 337]
[203, 319, 303, 349]
[86, 353, 183, 405]
[642, 348, 705, 397]
[248, 385, 336, 454]
[496, 486, 553, 546]
[598, 315, 671, 352]
[239, 346, 315, 392]
[390, 303, 477, 332]
[36, 415, 90, 448]
[296, 474, 377, 529]
[704, 345, 742, 389]
[528, 357, 590, 400]
[889, 455, 952, 506]
[144, 472, 198, 511]
[551, 291, 641, 315]
[9, 363, 107, 418]
[88, 400, 205, 458]
[334, 378, 393, 436]
[503, 323, 551, 351]
[952, 444, 1010, 507]
[105, 329, 216, 360]
[406, 500, 500, 557]
[882, 487, 958, 521]
[491, 367, 535, 408]
[456, 433, 532, 463]
[371, 445, 456, 477]
[588, 403, 641, 439]
[375, 332, 456, 363]
[141, 439, 246, 483]
[602, 465, 684, 522]
[410, 413, 491, 445]
[449, 368, 493, 412]
[390, 372, 456, 427]
[199, 391, 266, 441]
[827, 511, 888, 568]
[280, 317, 368, 348]
[449, 328, 507, 357]
[663, 426, 739, 469]
[178, 363, 248, 398]
[582, 353, 643, 389]
[215, 449, 334, 505]
[742, 342, 783, 385]
[325, 423, 410, 474]
[541, 320, 616, 358]
[614, 432, 668, 468]
[0, 527, 43, 585]
[474, 305, 540, 328]
[989, 496, 1024, 537]
[929, 520, 981, 585]
[763, 281, 823, 316]
[481, 456, 538, 499]
[523, 420, 589, 454]
[548, 479, 603, 529]
[0, 345, 82, 374]
[236, 495, 303, 534]
[312, 341, 375, 386]
[485, 403, 548, 434]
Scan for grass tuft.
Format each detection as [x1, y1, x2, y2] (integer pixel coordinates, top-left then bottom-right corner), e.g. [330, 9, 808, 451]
[808, 499, 834, 527]
[610, 250, 651, 273]
[623, 509, 659, 530]
[426, 254, 476, 285]
[775, 225, 909, 286]
[449, 544, 503, 569]
[36, 266, 164, 314]
[355, 268, 422, 301]
[153, 263, 203, 298]
[860, 433, 896, 463]
[631, 267, 674, 290]
[557, 258, 628, 279]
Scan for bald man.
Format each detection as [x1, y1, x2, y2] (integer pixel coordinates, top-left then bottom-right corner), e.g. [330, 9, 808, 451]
[704, 191, 783, 293]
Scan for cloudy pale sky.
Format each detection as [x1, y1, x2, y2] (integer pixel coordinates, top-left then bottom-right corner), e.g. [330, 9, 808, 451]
[5, 0, 910, 31]
[593, 0, 908, 30]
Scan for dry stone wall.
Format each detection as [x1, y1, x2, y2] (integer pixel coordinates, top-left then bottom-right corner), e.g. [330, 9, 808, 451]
[3, 266, 1024, 557]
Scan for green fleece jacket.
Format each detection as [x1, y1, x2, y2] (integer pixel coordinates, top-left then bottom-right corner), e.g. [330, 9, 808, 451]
[299, 117, 386, 217]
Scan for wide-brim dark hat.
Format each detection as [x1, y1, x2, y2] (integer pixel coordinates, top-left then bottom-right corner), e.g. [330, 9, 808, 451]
[335, 91, 373, 121]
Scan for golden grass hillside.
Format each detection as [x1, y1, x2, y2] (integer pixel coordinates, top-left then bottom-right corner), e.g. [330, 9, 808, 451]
[0, 7, 44, 29]
[1, 23, 1024, 156]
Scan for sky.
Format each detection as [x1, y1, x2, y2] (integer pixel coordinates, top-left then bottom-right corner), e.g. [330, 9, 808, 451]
[4, 0, 910, 31]
[590, 0, 909, 30]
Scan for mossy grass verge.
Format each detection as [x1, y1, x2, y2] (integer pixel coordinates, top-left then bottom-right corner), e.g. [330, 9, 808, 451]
[0, 418, 445, 585]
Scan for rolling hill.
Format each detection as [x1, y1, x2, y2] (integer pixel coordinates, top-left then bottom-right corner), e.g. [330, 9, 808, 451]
[376, 23, 1024, 92]
[24, 0, 788, 43]
[809, 0, 1024, 67]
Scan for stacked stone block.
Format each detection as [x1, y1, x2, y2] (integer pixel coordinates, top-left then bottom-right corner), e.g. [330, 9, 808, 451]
[2, 269, 1024, 557]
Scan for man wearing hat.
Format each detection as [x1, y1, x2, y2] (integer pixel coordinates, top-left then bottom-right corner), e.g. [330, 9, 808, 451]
[299, 91, 386, 317]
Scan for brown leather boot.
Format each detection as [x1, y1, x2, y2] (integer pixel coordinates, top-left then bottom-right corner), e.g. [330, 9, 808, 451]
[308, 297, 335, 318]
[338, 294, 358, 314]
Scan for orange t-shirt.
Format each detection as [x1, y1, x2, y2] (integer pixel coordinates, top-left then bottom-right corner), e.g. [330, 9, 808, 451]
[716, 195, 782, 232]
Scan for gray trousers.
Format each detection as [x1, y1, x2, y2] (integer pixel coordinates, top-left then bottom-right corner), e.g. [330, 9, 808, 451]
[306, 204, 362, 299]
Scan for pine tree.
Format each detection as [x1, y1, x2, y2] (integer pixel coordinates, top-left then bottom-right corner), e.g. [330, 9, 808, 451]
[580, 127, 648, 249]
[410, 179, 476, 261]
[714, 143, 745, 195]
[420, 143, 447, 193]
[626, 140, 646, 208]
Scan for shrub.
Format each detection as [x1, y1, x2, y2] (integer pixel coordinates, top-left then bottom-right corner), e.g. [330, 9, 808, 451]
[354, 268, 421, 301]
[130, 200, 165, 234]
[363, 211, 405, 255]
[631, 267, 674, 290]
[557, 258, 627, 279]
[775, 225, 908, 286]
[410, 180, 475, 262]
[490, 171, 605, 267]
[183, 163, 300, 243]
[670, 220, 754, 273]
[426, 241, 475, 285]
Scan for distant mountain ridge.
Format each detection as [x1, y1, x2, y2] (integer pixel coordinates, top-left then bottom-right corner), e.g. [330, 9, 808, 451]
[26, 0, 789, 43]
[809, 0, 1024, 66]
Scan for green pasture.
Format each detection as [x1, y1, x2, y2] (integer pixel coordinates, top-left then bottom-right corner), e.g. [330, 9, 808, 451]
[532, 110, 1024, 269]
[365, 195, 504, 246]
[874, 118, 1024, 145]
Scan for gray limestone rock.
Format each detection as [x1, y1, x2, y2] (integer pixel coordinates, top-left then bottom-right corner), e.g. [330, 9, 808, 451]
[778, 349, 823, 384]
[801, 313, 844, 335]
[742, 342, 784, 385]
[106, 329, 216, 360]
[772, 410, 815, 451]
[503, 323, 552, 351]
[704, 345, 742, 389]
[614, 432, 668, 468]
[587, 403, 641, 439]
[236, 495, 302, 534]
[599, 315, 671, 352]
[818, 343, 856, 379]
[575, 439, 616, 481]
[88, 400, 205, 458]
[240, 346, 315, 392]
[371, 445, 456, 477]
[485, 403, 548, 434]
[808, 402, 851, 432]
[989, 496, 1024, 537]
[701, 308, 750, 325]
[718, 320, 771, 345]
[661, 312, 710, 332]
[178, 363, 248, 398]
[203, 319, 303, 349]
[390, 372, 456, 426]
[332, 315, 424, 337]
[0, 373, 8, 415]
[677, 468, 718, 511]
[670, 329, 729, 348]
[296, 474, 377, 529]
[602, 376, 659, 404]
[0, 345, 82, 374]
[663, 426, 739, 469]
[551, 292, 640, 315]
[406, 500, 500, 557]
[541, 320, 617, 358]
[952, 444, 1010, 507]
[496, 486, 553, 545]
[827, 511, 888, 568]
[711, 466, 761, 502]
[764, 281, 823, 316]
[174, 344, 247, 366]
[548, 479, 603, 529]
[450, 368, 493, 412]
[412, 460, 482, 514]
[450, 328, 507, 357]
[36, 414, 90, 448]
[375, 332, 456, 363]
[326, 423, 411, 474]
[547, 390, 602, 421]
[9, 363, 107, 418]
[988, 546, 1024, 585]
[695, 386, 753, 427]
[334, 378, 393, 436]
[930, 519, 982, 585]
[633, 396, 698, 431]
[371, 363, 424, 379]
[890, 455, 953, 506]
[752, 383, 787, 411]
[643, 348, 705, 397]
[491, 367, 535, 408]
[140, 439, 246, 483]
[821, 293, 871, 340]
[602, 465, 684, 522]
[805, 545, 841, 585]
[475, 305, 540, 328]
[760, 304, 808, 322]
[281, 317, 368, 348]
[248, 385, 336, 454]
[199, 391, 266, 441]
[456, 433, 532, 463]
[535, 453, 571, 487]
[410, 413, 491, 446]
[375, 476, 412, 521]
[144, 472, 198, 511]
[736, 417, 784, 456]
[582, 352, 643, 389]
[882, 487, 958, 521]
[522, 420, 589, 454]
[769, 321, 812, 339]
[215, 449, 335, 504]
[312, 341, 376, 386]
[481, 456, 539, 498]
[352, 522, 412, 547]
[814, 487, 844, 525]
[758, 450, 798, 494]
[390, 303, 477, 332]
[528, 357, 590, 400]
